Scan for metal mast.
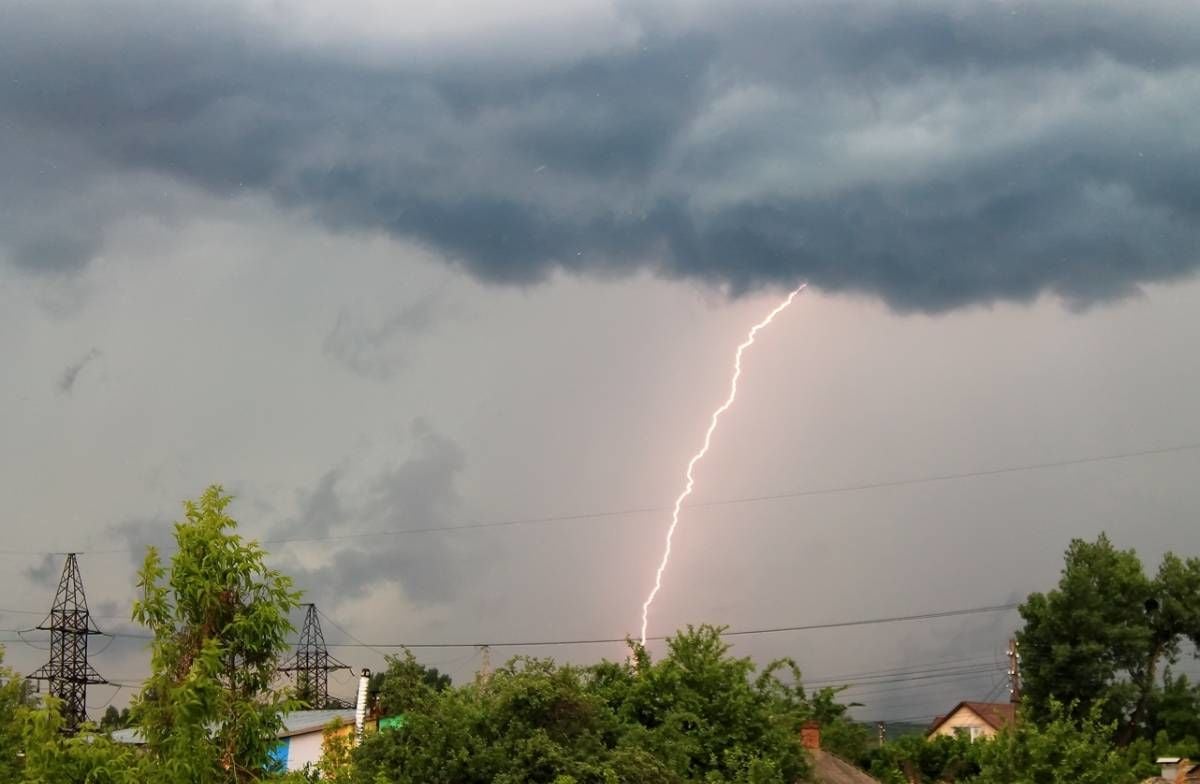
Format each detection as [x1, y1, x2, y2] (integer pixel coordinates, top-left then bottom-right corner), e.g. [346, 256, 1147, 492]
[279, 604, 350, 708]
[1007, 637, 1022, 703]
[28, 553, 106, 733]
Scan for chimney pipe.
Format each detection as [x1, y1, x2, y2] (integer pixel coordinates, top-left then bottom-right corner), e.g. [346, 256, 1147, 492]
[801, 721, 821, 751]
[1157, 757, 1182, 782]
[354, 668, 371, 740]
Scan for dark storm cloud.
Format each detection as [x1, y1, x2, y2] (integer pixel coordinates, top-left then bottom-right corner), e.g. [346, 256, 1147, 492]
[282, 468, 346, 540]
[3, 1, 1199, 310]
[58, 348, 101, 395]
[271, 420, 469, 605]
[324, 291, 442, 381]
[108, 517, 179, 570]
[24, 554, 63, 588]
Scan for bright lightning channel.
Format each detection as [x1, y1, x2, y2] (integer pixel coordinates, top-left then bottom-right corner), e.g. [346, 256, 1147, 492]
[639, 285, 806, 646]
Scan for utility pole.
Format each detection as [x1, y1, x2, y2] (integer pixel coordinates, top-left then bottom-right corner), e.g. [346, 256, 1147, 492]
[478, 644, 492, 685]
[877, 721, 887, 747]
[29, 554, 106, 733]
[1007, 637, 1022, 703]
[279, 604, 350, 708]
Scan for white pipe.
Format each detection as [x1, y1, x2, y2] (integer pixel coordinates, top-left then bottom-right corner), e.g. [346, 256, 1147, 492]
[354, 668, 371, 740]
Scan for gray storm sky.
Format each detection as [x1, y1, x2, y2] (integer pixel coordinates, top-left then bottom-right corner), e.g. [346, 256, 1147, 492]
[3, 0, 1200, 720]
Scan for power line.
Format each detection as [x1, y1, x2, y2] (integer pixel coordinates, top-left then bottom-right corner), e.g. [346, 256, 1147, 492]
[87, 682, 127, 711]
[842, 668, 1005, 699]
[315, 607, 389, 658]
[829, 663, 1003, 690]
[716, 604, 1018, 641]
[275, 602, 1022, 650]
[862, 678, 1009, 719]
[0, 601, 1017, 650]
[5, 651, 1007, 698]
[1, 441, 1197, 557]
[873, 713, 939, 724]
[805, 655, 1000, 686]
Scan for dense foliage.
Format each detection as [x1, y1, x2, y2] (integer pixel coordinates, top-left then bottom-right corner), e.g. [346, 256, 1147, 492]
[0, 648, 33, 780]
[99, 705, 133, 733]
[865, 533, 1200, 784]
[971, 700, 1139, 784]
[131, 485, 302, 782]
[368, 652, 452, 717]
[865, 733, 981, 784]
[351, 626, 858, 784]
[1018, 534, 1200, 743]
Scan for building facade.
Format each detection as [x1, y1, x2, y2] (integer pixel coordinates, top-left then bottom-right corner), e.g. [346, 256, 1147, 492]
[926, 701, 1017, 740]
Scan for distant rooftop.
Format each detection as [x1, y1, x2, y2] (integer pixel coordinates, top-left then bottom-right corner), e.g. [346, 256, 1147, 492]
[110, 709, 357, 745]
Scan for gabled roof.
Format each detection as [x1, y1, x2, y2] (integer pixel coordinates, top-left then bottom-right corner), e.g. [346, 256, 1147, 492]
[927, 701, 1017, 735]
[807, 749, 882, 784]
[1142, 765, 1200, 784]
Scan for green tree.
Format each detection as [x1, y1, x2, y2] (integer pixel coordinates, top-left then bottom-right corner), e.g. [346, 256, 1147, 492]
[972, 700, 1138, 784]
[1, 646, 34, 780]
[355, 656, 634, 784]
[612, 627, 810, 783]
[315, 719, 355, 784]
[131, 485, 302, 782]
[17, 696, 152, 784]
[1018, 534, 1200, 742]
[368, 651, 452, 717]
[865, 733, 980, 784]
[1144, 671, 1200, 759]
[354, 626, 821, 784]
[98, 705, 132, 733]
[749, 658, 868, 764]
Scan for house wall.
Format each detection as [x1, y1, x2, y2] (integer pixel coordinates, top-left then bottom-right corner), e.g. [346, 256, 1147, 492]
[284, 720, 360, 771]
[286, 730, 325, 771]
[929, 705, 998, 740]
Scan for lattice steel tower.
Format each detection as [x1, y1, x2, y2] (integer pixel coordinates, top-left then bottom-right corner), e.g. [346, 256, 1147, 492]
[279, 604, 350, 709]
[29, 553, 106, 733]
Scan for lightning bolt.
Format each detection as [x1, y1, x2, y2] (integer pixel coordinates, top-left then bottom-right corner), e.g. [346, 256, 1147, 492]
[639, 284, 806, 645]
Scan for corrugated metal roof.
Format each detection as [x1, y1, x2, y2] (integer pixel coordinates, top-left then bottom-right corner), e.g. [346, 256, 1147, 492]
[109, 709, 357, 745]
[279, 709, 356, 737]
[110, 727, 143, 745]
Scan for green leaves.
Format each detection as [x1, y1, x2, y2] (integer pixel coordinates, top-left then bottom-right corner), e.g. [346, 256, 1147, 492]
[0, 647, 33, 781]
[15, 697, 154, 784]
[129, 485, 302, 783]
[973, 700, 1137, 784]
[353, 625, 820, 784]
[369, 651, 451, 718]
[1018, 534, 1200, 742]
[866, 733, 982, 784]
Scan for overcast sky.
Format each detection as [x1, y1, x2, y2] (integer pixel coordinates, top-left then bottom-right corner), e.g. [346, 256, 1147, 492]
[3, 0, 1200, 721]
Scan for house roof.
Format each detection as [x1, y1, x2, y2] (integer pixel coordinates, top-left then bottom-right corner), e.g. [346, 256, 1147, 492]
[110, 709, 358, 745]
[1142, 769, 1200, 784]
[110, 727, 143, 745]
[806, 749, 882, 784]
[927, 701, 1017, 735]
[278, 709, 356, 737]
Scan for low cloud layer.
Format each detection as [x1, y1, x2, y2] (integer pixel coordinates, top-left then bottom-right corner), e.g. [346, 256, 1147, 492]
[267, 419, 470, 606]
[58, 348, 101, 395]
[324, 291, 443, 381]
[3, 1, 1198, 310]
